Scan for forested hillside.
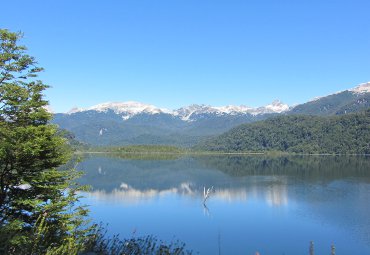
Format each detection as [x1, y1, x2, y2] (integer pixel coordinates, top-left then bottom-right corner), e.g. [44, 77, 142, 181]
[198, 110, 370, 154]
[290, 89, 370, 116]
[52, 108, 274, 147]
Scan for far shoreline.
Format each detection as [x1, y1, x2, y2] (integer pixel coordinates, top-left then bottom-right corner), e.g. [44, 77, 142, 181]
[74, 150, 370, 157]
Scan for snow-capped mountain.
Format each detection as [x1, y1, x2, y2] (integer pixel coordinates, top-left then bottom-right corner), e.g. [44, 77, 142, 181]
[53, 81, 370, 146]
[253, 100, 290, 115]
[291, 81, 370, 116]
[174, 104, 217, 121]
[68, 101, 172, 120]
[349, 82, 370, 94]
[55, 100, 286, 146]
[308, 82, 370, 103]
[66, 100, 289, 122]
[173, 100, 289, 121]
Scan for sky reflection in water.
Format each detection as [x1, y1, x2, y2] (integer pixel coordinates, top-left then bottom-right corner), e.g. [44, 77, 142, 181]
[77, 155, 370, 255]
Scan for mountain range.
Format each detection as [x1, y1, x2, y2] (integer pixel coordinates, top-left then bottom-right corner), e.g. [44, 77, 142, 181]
[53, 82, 370, 147]
[67, 99, 290, 120]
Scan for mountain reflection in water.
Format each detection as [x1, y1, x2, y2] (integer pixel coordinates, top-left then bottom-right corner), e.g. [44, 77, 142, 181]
[84, 180, 288, 207]
[76, 154, 370, 254]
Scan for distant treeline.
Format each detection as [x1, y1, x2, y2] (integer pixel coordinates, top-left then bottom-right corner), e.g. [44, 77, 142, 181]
[197, 110, 370, 154]
[88, 144, 187, 153]
[62, 109, 370, 155]
[58, 131, 188, 155]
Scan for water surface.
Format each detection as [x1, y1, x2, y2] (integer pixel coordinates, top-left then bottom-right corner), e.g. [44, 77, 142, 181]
[77, 154, 370, 254]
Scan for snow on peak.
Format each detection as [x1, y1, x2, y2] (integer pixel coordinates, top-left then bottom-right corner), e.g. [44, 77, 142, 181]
[174, 101, 288, 120]
[66, 100, 289, 120]
[263, 100, 290, 113]
[349, 82, 370, 94]
[307, 82, 370, 103]
[213, 105, 252, 114]
[243, 100, 289, 115]
[89, 101, 170, 114]
[175, 104, 257, 121]
[67, 101, 171, 120]
[174, 104, 217, 121]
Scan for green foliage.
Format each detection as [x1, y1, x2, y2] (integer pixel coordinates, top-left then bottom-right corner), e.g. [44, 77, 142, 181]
[58, 129, 90, 151]
[80, 145, 187, 160]
[0, 29, 92, 254]
[85, 225, 193, 255]
[198, 110, 370, 154]
[52, 111, 210, 147]
[52, 108, 271, 147]
[0, 28, 194, 255]
[290, 90, 370, 116]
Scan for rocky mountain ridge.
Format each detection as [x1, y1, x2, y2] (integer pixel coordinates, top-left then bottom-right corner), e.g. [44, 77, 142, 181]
[53, 82, 370, 146]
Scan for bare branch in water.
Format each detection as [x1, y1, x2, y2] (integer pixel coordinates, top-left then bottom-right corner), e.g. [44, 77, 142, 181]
[203, 186, 213, 204]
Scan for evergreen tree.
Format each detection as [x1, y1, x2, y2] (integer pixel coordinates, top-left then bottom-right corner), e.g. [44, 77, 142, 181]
[0, 29, 90, 254]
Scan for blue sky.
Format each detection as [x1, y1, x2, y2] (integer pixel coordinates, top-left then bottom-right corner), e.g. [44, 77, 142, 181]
[1, 0, 370, 112]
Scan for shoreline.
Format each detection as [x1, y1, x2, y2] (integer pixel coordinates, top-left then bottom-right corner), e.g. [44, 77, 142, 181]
[75, 151, 370, 156]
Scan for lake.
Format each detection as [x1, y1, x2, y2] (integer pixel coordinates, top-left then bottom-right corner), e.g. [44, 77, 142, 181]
[76, 154, 370, 254]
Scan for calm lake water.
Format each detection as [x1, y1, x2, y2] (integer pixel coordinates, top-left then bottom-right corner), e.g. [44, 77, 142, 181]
[77, 154, 370, 254]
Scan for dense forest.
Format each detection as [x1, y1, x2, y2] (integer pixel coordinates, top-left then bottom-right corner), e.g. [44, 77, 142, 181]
[197, 110, 370, 154]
